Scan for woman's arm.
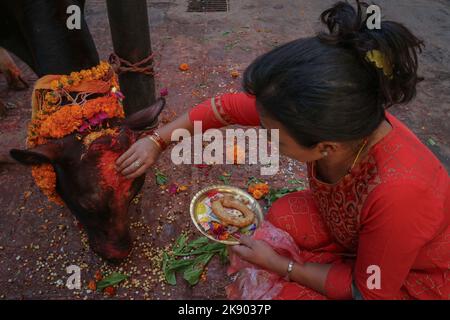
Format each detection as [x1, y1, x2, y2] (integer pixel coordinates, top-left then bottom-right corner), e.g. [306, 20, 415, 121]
[116, 92, 259, 178]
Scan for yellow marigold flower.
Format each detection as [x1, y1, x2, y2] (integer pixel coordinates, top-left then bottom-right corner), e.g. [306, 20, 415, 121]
[252, 189, 264, 199]
[50, 80, 60, 90]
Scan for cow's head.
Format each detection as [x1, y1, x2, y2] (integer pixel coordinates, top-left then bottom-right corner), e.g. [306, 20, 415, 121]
[10, 99, 165, 261]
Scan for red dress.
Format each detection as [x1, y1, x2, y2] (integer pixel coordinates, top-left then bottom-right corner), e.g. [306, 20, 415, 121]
[189, 93, 450, 300]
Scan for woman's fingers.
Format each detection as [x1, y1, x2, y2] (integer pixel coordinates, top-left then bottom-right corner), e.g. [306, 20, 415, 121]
[121, 155, 144, 176]
[238, 235, 254, 248]
[116, 137, 162, 178]
[117, 153, 139, 173]
[125, 162, 149, 179]
[116, 145, 137, 167]
[230, 244, 253, 259]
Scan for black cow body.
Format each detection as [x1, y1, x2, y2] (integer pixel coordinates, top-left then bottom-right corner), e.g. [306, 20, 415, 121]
[0, 0, 98, 76]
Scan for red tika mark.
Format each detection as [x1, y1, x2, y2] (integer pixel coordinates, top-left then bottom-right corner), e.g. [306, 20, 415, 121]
[97, 150, 132, 198]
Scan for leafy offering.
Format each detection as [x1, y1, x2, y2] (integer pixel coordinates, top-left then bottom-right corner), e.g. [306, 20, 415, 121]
[163, 235, 228, 286]
[155, 169, 168, 186]
[96, 272, 128, 291]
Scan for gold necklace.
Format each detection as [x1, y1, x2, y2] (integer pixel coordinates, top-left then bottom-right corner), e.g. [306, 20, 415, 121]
[347, 138, 369, 174]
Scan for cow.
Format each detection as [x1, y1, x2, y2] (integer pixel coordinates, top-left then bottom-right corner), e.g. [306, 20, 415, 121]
[9, 98, 165, 260]
[2, 0, 161, 261]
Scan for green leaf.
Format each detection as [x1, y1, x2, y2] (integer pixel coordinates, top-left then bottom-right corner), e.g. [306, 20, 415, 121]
[155, 169, 168, 185]
[164, 263, 177, 286]
[218, 245, 229, 264]
[176, 243, 226, 257]
[183, 253, 214, 286]
[166, 258, 193, 271]
[246, 176, 265, 186]
[265, 186, 304, 206]
[184, 236, 210, 251]
[163, 252, 192, 286]
[183, 265, 204, 286]
[288, 179, 304, 185]
[218, 173, 231, 185]
[427, 138, 437, 146]
[96, 272, 128, 291]
[173, 234, 188, 254]
[162, 236, 229, 286]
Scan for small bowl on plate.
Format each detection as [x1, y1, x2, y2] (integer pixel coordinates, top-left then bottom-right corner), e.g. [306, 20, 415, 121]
[190, 185, 264, 245]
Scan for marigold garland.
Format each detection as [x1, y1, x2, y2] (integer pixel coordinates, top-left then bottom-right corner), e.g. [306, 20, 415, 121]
[83, 128, 119, 148]
[27, 61, 125, 204]
[31, 164, 63, 205]
[49, 61, 111, 90]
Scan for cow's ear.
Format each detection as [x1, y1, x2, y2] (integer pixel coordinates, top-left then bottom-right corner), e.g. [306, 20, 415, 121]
[123, 98, 166, 131]
[10, 142, 62, 165]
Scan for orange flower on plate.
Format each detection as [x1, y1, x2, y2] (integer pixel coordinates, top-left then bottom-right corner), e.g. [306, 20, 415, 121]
[248, 182, 269, 200]
[179, 63, 190, 71]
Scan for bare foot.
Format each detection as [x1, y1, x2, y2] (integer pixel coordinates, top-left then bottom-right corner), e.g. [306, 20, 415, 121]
[0, 47, 28, 91]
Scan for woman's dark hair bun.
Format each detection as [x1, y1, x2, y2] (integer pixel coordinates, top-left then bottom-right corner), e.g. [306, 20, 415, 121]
[242, 1, 425, 147]
[319, 0, 424, 107]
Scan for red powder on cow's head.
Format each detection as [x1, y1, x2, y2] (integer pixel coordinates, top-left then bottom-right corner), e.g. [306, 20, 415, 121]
[98, 150, 132, 195]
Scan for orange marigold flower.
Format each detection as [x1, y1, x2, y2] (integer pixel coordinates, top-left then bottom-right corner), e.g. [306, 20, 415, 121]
[248, 182, 269, 199]
[31, 164, 64, 205]
[252, 189, 264, 199]
[60, 76, 70, 86]
[87, 280, 96, 291]
[104, 286, 116, 296]
[94, 270, 103, 281]
[50, 80, 60, 90]
[230, 70, 240, 78]
[179, 63, 190, 71]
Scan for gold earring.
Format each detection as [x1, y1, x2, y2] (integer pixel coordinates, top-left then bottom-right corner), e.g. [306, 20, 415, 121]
[322, 151, 328, 157]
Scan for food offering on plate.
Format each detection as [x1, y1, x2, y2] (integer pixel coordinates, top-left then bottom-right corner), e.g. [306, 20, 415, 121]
[190, 185, 264, 245]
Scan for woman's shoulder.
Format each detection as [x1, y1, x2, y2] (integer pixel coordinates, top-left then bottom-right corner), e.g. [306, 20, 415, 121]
[362, 113, 449, 221]
[370, 112, 448, 189]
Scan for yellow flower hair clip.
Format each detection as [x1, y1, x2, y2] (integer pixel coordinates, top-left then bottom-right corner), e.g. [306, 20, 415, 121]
[365, 50, 393, 78]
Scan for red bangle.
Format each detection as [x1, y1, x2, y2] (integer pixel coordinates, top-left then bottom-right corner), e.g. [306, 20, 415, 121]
[150, 131, 168, 150]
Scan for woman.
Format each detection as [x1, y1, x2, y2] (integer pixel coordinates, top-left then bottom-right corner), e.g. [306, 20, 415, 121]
[116, 2, 449, 299]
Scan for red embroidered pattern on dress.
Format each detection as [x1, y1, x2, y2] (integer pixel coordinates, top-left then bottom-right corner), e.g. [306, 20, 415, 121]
[308, 156, 381, 251]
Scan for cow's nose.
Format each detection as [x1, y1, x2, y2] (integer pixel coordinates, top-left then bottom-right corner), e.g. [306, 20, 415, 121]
[90, 234, 132, 261]
[101, 245, 131, 261]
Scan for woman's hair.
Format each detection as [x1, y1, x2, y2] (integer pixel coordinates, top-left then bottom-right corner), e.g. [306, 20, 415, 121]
[243, 0, 424, 147]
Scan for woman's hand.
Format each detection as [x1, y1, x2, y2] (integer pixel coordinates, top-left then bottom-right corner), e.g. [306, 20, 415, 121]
[115, 137, 162, 179]
[230, 235, 289, 274]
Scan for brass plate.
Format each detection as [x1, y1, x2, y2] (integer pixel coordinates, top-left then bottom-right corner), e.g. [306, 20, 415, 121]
[190, 185, 264, 245]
